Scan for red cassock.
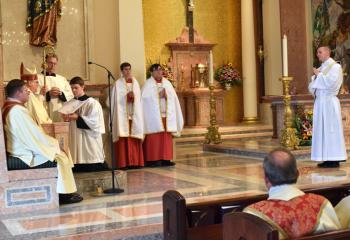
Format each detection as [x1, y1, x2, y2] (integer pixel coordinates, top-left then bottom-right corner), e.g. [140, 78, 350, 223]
[143, 118, 173, 162]
[114, 122, 144, 168]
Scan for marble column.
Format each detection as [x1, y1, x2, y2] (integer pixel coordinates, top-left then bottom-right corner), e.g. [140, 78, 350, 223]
[260, 0, 283, 124]
[118, 0, 146, 83]
[241, 0, 258, 122]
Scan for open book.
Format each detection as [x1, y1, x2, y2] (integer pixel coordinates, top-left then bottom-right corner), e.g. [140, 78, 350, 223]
[58, 99, 87, 114]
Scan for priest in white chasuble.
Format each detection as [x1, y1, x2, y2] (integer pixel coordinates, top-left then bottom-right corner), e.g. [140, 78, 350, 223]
[110, 62, 144, 169]
[3, 79, 82, 204]
[38, 53, 73, 122]
[20, 63, 52, 125]
[61, 76, 105, 165]
[141, 64, 184, 167]
[308, 46, 347, 168]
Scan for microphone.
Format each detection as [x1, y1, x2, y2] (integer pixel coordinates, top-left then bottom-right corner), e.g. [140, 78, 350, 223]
[87, 60, 123, 194]
[88, 61, 115, 80]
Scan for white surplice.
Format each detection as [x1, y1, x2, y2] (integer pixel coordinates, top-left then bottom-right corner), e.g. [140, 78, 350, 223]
[141, 77, 184, 136]
[244, 184, 340, 239]
[4, 103, 77, 193]
[38, 73, 74, 122]
[66, 97, 105, 164]
[26, 90, 52, 124]
[308, 58, 347, 161]
[109, 77, 143, 142]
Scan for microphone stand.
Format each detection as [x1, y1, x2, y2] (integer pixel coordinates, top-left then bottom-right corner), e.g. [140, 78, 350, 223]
[88, 61, 124, 194]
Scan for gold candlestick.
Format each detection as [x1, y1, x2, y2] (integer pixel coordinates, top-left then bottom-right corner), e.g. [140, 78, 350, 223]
[280, 76, 300, 149]
[204, 85, 222, 144]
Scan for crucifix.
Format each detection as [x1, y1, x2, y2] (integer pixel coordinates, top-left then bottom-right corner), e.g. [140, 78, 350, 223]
[187, 0, 195, 43]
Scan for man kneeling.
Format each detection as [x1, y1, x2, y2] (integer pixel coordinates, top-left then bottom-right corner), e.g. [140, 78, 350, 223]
[244, 148, 340, 239]
[3, 79, 83, 204]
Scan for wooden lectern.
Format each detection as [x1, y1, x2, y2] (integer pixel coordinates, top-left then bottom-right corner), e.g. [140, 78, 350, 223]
[41, 122, 70, 153]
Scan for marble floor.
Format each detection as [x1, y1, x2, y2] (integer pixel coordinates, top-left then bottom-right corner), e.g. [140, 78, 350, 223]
[1, 141, 350, 240]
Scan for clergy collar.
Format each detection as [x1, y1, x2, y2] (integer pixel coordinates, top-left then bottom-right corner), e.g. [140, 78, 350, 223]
[322, 57, 334, 66]
[153, 77, 162, 83]
[6, 97, 25, 105]
[268, 184, 304, 201]
[75, 94, 89, 101]
[41, 71, 56, 77]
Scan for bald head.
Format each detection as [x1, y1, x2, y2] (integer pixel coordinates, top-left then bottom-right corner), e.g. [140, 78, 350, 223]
[317, 46, 331, 63]
[263, 148, 298, 186]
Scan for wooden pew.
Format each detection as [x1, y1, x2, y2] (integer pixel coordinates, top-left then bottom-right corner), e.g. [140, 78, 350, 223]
[223, 212, 350, 240]
[162, 183, 350, 240]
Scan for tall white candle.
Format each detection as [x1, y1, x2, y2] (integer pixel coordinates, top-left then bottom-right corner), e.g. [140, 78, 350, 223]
[209, 50, 214, 85]
[282, 34, 288, 77]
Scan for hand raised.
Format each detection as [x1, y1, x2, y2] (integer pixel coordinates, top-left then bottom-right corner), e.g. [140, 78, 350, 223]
[50, 87, 61, 97]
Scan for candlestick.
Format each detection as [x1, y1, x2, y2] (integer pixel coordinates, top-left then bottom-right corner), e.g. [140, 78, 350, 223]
[209, 50, 214, 85]
[282, 34, 288, 77]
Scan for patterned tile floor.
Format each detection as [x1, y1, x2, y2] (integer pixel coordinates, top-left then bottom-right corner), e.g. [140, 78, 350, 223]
[1, 140, 350, 240]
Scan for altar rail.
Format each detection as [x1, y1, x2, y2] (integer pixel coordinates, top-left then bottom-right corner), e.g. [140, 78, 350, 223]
[163, 183, 350, 240]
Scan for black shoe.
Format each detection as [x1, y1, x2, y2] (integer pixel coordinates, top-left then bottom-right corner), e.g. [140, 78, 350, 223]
[59, 193, 83, 204]
[161, 160, 176, 167]
[317, 161, 340, 168]
[145, 161, 162, 168]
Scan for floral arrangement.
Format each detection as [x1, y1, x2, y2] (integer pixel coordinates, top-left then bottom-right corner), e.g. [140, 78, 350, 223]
[160, 64, 174, 84]
[215, 63, 241, 89]
[293, 105, 313, 146]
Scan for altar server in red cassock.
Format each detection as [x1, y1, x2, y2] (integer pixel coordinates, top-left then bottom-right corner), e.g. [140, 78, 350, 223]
[141, 64, 183, 167]
[110, 62, 144, 169]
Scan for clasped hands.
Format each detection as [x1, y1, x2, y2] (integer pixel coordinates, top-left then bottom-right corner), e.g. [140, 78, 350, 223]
[159, 88, 167, 99]
[127, 91, 135, 103]
[313, 67, 320, 76]
[40, 86, 61, 97]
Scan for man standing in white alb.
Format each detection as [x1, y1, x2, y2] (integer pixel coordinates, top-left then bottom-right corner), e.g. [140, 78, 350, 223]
[142, 64, 184, 167]
[61, 76, 105, 166]
[38, 53, 73, 122]
[110, 62, 144, 169]
[308, 45, 347, 168]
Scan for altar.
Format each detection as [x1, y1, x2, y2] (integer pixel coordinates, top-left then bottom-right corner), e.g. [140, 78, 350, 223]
[166, 28, 225, 127]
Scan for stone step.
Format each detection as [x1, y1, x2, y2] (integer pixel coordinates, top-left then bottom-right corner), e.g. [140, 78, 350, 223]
[180, 124, 273, 138]
[176, 131, 273, 144]
[202, 138, 314, 160]
[176, 125, 273, 144]
[74, 170, 127, 195]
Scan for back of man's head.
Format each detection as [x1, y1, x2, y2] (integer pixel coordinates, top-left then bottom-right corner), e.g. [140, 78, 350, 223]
[263, 148, 298, 186]
[6, 79, 25, 98]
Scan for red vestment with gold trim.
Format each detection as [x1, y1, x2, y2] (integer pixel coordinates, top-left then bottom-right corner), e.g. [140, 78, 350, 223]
[246, 193, 326, 238]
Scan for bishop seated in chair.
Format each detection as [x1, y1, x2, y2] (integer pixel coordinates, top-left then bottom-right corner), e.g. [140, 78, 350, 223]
[3, 79, 83, 204]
